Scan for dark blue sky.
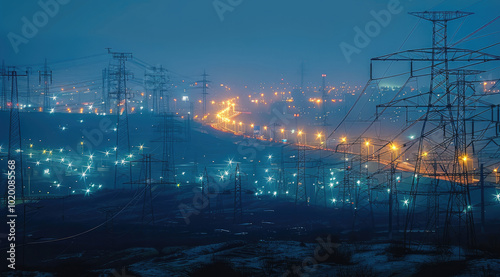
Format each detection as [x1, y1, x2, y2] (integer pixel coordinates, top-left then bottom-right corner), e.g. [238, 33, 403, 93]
[1, 0, 499, 88]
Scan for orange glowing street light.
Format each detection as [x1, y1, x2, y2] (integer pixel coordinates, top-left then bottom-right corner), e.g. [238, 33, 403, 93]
[341, 137, 347, 143]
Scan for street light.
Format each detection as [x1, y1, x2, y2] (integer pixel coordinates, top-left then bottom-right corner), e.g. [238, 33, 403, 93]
[297, 130, 306, 144]
[316, 132, 323, 148]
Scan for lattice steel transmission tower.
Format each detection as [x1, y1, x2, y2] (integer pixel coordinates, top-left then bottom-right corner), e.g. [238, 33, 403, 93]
[388, 145, 399, 240]
[102, 68, 107, 111]
[126, 154, 156, 224]
[321, 74, 328, 126]
[38, 59, 52, 112]
[315, 138, 327, 207]
[371, 11, 500, 247]
[160, 113, 179, 186]
[144, 66, 169, 114]
[197, 70, 210, 118]
[107, 48, 133, 189]
[336, 138, 352, 209]
[315, 160, 327, 207]
[3, 69, 26, 199]
[295, 145, 308, 205]
[26, 67, 32, 105]
[277, 145, 287, 196]
[351, 141, 375, 231]
[234, 163, 242, 221]
[201, 167, 211, 213]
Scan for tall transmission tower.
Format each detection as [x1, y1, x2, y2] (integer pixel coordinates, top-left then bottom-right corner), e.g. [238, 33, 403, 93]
[201, 167, 211, 214]
[144, 66, 169, 114]
[277, 145, 287, 196]
[321, 74, 328, 126]
[295, 145, 308, 205]
[234, 163, 242, 222]
[107, 48, 133, 189]
[316, 134, 327, 207]
[197, 70, 210, 118]
[300, 62, 305, 92]
[3, 69, 26, 199]
[388, 145, 399, 239]
[315, 161, 327, 207]
[38, 59, 52, 112]
[26, 67, 32, 105]
[126, 154, 156, 224]
[351, 141, 375, 231]
[336, 138, 352, 210]
[161, 113, 178, 186]
[102, 68, 107, 112]
[371, 11, 500, 247]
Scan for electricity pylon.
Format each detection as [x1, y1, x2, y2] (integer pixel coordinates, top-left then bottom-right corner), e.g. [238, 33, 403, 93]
[38, 59, 52, 111]
[107, 48, 133, 189]
[372, 11, 500, 247]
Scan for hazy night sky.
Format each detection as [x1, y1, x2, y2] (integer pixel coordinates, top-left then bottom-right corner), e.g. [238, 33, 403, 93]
[1, 0, 499, 88]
